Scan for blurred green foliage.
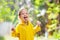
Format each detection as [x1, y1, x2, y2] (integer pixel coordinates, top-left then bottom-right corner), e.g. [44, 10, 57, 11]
[0, 36, 4, 40]
[0, 0, 19, 24]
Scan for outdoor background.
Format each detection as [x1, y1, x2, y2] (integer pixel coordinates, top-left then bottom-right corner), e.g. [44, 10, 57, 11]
[0, 0, 60, 40]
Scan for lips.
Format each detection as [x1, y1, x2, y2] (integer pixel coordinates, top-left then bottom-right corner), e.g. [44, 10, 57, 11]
[24, 16, 28, 19]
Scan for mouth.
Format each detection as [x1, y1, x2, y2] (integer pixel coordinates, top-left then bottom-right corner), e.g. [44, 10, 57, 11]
[24, 16, 28, 19]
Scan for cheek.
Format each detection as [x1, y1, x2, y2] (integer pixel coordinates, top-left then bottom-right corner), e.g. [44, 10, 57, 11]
[27, 14, 29, 17]
[20, 15, 24, 19]
[22, 15, 24, 18]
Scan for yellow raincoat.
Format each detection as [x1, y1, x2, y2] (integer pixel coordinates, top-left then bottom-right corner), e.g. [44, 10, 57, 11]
[11, 21, 41, 40]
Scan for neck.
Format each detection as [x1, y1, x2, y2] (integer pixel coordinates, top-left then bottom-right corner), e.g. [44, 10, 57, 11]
[25, 21, 28, 25]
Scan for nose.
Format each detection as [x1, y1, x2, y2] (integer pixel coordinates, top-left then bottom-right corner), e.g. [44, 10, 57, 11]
[24, 13, 27, 16]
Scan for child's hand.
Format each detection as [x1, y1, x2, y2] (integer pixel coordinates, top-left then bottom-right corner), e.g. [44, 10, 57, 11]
[36, 21, 41, 26]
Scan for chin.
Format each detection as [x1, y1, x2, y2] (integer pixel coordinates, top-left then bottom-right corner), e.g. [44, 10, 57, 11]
[24, 20, 28, 22]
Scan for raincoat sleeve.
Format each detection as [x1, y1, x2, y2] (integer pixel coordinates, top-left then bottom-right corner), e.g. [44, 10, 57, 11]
[34, 25, 41, 34]
[11, 24, 20, 37]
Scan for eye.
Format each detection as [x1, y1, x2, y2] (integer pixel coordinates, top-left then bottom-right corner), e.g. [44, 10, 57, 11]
[21, 13, 24, 15]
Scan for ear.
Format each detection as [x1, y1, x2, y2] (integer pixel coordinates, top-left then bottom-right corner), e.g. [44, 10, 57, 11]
[18, 16, 20, 18]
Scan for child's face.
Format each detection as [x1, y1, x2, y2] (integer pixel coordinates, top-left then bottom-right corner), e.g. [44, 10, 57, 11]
[19, 9, 29, 22]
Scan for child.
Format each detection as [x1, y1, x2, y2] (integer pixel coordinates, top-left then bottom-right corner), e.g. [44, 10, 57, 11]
[11, 8, 41, 40]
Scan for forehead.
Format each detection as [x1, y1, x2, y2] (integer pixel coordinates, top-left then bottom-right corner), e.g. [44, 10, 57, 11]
[18, 8, 28, 16]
